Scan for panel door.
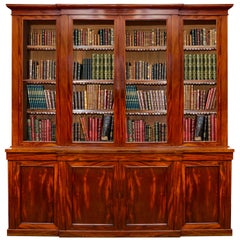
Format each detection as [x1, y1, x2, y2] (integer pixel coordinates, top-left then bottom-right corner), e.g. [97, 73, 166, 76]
[71, 18, 115, 143]
[8, 160, 58, 235]
[121, 161, 179, 233]
[125, 18, 169, 144]
[62, 161, 118, 233]
[182, 160, 232, 235]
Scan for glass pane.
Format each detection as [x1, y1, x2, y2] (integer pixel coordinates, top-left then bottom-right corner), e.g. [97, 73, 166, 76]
[72, 20, 114, 142]
[125, 20, 167, 143]
[23, 20, 56, 142]
[183, 20, 217, 142]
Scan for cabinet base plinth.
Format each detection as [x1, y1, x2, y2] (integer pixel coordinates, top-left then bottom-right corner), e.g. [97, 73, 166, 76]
[182, 229, 232, 236]
[7, 229, 59, 236]
[7, 229, 233, 237]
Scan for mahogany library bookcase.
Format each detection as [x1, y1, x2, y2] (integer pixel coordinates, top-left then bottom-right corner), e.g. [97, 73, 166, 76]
[6, 4, 234, 237]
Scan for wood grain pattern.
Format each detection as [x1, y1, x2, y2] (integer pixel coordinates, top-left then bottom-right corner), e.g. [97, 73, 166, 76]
[7, 160, 58, 236]
[182, 160, 232, 235]
[184, 165, 219, 223]
[124, 164, 169, 226]
[20, 166, 54, 223]
[71, 166, 114, 225]
[62, 161, 117, 230]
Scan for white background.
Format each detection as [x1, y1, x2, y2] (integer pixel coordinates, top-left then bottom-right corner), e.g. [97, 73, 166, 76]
[0, 0, 239, 239]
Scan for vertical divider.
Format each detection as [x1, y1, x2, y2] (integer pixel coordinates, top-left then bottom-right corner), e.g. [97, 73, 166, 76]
[167, 14, 183, 145]
[12, 16, 22, 146]
[114, 16, 126, 145]
[217, 16, 228, 146]
[56, 15, 72, 145]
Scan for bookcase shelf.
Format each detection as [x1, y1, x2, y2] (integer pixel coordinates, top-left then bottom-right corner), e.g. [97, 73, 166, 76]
[27, 110, 56, 114]
[73, 45, 114, 51]
[126, 80, 167, 85]
[184, 110, 217, 114]
[24, 79, 56, 84]
[184, 45, 216, 51]
[126, 46, 167, 51]
[73, 79, 113, 84]
[6, 4, 233, 238]
[127, 110, 167, 116]
[27, 45, 56, 50]
[73, 109, 114, 115]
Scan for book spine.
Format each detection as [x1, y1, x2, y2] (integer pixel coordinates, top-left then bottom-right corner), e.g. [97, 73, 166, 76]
[27, 116, 55, 141]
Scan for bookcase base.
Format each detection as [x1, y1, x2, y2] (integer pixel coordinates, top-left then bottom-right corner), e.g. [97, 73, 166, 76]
[7, 229, 59, 236]
[182, 229, 232, 236]
[7, 229, 232, 237]
[6, 147, 233, 238]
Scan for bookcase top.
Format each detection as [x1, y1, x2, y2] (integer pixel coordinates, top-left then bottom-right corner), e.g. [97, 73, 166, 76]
[6, 4, 233, 11]
[6, 4, 233, 17]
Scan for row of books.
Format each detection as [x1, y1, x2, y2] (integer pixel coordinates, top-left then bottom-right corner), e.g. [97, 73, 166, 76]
[184, 114, 217, 142]
[73, 86, 113, 110]
[73, 115, 113, 141]
[184, 86, 216, 110]
[73, 28, 114, 46]
[184, 53, 216, 80]
[29, 59, 56, 80]
[127, 119, 167, 142]
[137, 89, 167, 111]
[29, 29, 56, 46]
[73, 54, 114, 80]
[126, 29, 167, 47]
[26, 85, 56, 110]
[126, 61, 166, 80]
[126, 85, 167, 111]
[184, 28, 216, 46]
[27, 115, 56, 141]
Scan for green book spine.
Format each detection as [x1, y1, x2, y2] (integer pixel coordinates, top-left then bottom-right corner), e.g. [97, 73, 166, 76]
[92, 53, 96, 79]
[104, 53, 108, 80]
[192, 54, 196, 80]
[196, 54, 200, 80]
[188, 54, 192, 80]
[184, 54, 188, 80]
[99, 53, 104, 79]
[204, 53, 208, 80]
[96, 54, 100, 79]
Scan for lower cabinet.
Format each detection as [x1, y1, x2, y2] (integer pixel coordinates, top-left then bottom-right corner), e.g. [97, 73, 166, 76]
[8, 159, 59, 236]
[182, 159, 232, 236]
[7, 151, 232, 237]
[60, 161, 118, 236]
[121, 161, 180, 236]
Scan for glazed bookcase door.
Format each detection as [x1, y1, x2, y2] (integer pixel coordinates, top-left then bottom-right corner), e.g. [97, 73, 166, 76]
[125, 20, 168, 143]
[72, 20, 114, 143]
[183, 19, 217, 143]
[23, 20, 57, 143]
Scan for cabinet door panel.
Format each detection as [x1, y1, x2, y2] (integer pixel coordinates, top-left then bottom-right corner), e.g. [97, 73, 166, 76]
[63, 161, 118, 230]
[8, 160, 58, 234]
[122, 161, 176, 230]
[182, 160, 231, 232]
[185, 165, 219, 223]
[21, 166, 55, 222]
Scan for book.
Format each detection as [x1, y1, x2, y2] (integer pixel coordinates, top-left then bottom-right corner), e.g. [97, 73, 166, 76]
[126, 85, 140, 110]
[127, 118, 167, 142]
[27, 116, 55, 141]
[101, 115, 112, 141]
[194, 115, 205, 141]
[29, 28, 56, 46]
[126, 28, 166, 47]
[184, 28, 216, 46]
[29, 59, 56, 80]
[73, 27, 114, 46]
